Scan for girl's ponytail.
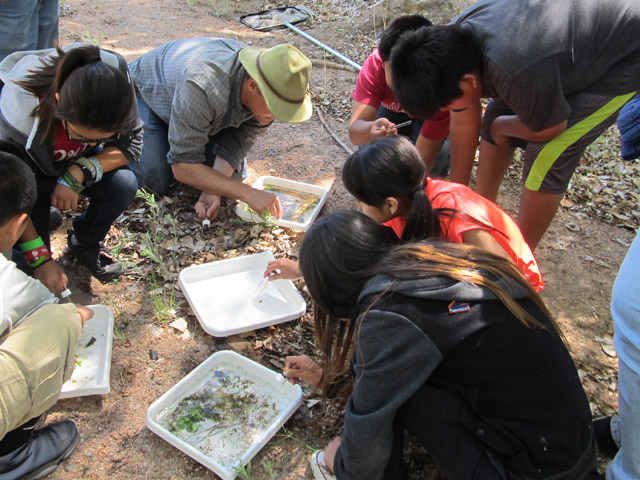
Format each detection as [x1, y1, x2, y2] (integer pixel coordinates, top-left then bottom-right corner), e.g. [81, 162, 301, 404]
[401, 181, 438, 241]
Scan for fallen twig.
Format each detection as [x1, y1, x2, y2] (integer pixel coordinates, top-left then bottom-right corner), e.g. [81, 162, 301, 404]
[315, 107, 354, 155]
[310, 59, 360, 73]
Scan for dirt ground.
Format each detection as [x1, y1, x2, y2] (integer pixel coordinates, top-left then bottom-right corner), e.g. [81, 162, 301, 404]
[40, 0, 637, 478]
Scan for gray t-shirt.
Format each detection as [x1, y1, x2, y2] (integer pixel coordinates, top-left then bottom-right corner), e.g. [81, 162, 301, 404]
[453, 0, 640, 131]
[129, 38, 268, 170]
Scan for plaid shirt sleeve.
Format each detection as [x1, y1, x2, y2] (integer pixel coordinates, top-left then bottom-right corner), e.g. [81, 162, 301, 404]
[167, 69, 268, 170]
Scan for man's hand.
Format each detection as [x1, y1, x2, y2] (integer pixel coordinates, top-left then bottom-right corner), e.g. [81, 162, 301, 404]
[284, 355, 323, 387]
[195, 191, 221, 221]
[245, 188, 282, 219]
[76, 305, 94, 326]
[323, 436, 342, 473]
[51, 183, 80, 211]
[34, 260, 68, 294]
[263, 258, 301, 280]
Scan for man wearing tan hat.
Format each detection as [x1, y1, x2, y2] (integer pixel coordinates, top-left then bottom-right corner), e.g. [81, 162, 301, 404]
[128, 38, 312, 220]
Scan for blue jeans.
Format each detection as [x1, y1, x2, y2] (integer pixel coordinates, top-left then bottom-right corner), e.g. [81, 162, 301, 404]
[128, 92, 174, 196]
[130, 92, 246, 196]
[28, 166, 138, 248]
[0, 0, 59, 62]
[376, 106, 450, 178]
[608, 231, 640, 480]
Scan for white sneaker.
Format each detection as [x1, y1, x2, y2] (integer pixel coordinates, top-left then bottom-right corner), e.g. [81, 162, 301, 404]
[310, 450, 337, 480]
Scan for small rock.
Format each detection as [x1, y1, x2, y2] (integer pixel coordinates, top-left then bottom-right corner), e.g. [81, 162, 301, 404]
[149, 349, 159, 361]
[169, 317, 188, 333]
[63, 462, 74, 472]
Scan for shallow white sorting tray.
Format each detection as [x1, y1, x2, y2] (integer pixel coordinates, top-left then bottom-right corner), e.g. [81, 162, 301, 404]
[236, 176, 328, 232]
[59, 304, 113, 399]
[146, 350, 303, 480]
[178, 250, 306, 337]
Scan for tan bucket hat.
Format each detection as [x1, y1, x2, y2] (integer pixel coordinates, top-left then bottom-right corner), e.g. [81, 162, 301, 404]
[239, 44, 312, 123]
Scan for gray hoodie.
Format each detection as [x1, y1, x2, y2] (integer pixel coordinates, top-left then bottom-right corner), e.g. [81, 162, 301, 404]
[333, 274, 596, 480]
[0, 44, 142, 178]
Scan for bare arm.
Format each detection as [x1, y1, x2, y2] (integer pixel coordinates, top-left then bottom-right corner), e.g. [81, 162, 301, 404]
[448, 100, 482, 185]
[348, 101, 397, 145]
[415, 134, 444, 176]
[461, 228, 511, 261]
[172, 161, 281, 218]
[19, 220, 68, 294]
[490, 115, 568, 146]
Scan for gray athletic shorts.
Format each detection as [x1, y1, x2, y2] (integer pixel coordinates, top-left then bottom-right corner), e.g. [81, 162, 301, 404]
[481, 91, 636, 194]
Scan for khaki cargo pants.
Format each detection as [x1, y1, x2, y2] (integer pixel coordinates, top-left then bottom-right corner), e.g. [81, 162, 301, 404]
[0, 303, 82, 439]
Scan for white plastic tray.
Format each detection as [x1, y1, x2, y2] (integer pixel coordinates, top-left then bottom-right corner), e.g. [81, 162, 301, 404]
[178, 250, 306, 337]
[59, 304, 113, 399]
[146, 350, 303, 480]
[236, 176, 328, 232]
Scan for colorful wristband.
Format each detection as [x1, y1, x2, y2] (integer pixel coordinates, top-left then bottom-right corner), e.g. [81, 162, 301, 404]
[18, 236, 45, 252]
[32, 257, 53, 269]
[61, 169, 85, 194]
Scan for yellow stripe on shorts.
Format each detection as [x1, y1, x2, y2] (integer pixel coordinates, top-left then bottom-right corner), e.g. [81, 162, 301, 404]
[525, 91, 637, 191]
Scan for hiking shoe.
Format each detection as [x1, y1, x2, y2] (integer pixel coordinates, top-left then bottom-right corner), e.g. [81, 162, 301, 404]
[67, 230, 124, 282]
[0, 420, 79, 480]
[593, 415, 619, 457]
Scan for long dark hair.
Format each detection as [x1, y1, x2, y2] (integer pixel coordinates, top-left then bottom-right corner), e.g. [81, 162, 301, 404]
[15, 44, 135, 140]
[299, 210, 399, 398]
[300, 210, 556, 402]
[343, 135, 439, 241]
[343, 135, 505, 242]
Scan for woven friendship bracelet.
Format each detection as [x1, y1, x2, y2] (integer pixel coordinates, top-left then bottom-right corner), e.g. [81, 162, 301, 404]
[61, 169, 85, 194]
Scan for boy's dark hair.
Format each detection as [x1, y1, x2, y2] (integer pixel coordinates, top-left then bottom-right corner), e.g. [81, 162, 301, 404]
[0, 141, 36, 227]
[15, 45, 135, 140]
[390, 25, 483, 119]
[378, 15, 432, 62]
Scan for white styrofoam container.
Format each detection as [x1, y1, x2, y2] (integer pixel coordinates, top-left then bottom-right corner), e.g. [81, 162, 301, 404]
[235, 176, 328, 232]
[146, 350, 303, 480]
[59, 304, 113, 399]
[178, 250, 306, 337]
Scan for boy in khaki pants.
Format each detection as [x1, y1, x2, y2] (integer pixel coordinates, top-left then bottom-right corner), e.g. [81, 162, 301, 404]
[0, 141, 92, 479]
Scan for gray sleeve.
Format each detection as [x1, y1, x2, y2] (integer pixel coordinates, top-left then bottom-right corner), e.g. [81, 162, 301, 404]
[486, 58, 571, 132]
[333, 310, 443, 480]
[209, 118, 268, 171]
[167, 77, 215, 166]
[1, 254, 56, 333]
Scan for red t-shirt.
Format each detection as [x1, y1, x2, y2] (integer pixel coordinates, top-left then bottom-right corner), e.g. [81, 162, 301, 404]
[52, 121, 89, 162]
[352, 49, 450, 140]
[385, 179, 544, 292]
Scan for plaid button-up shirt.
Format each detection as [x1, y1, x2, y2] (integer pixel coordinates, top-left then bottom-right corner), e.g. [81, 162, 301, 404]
[129, 37, 268, 171]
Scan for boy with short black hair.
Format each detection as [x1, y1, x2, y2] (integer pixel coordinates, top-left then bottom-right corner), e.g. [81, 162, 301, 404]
[0, 141, 91, 479]
[390, 0, 640, 250]
[349, 15, 451, 177]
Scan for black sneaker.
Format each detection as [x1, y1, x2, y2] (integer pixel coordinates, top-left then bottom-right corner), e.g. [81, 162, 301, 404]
[593, 415, 619, 457]
[67, 230, 124, 282]
[0, 420, 79, 479]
